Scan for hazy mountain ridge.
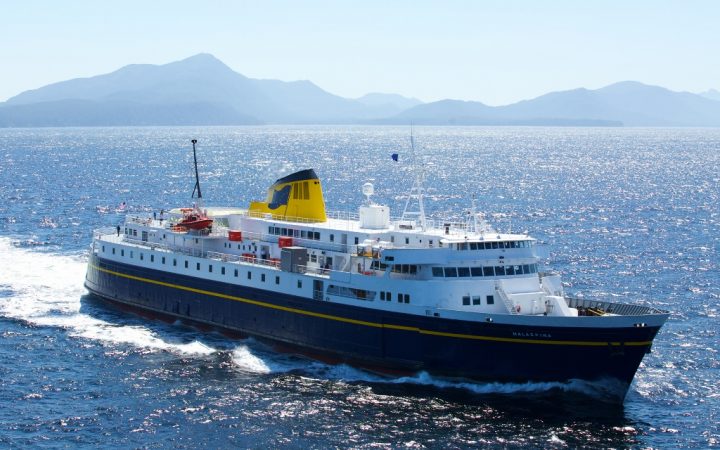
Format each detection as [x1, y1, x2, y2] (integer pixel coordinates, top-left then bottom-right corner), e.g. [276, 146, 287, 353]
[393, 81, 720, 126]
[2, 53, 720, 127]
[698, 88, 720, 102]
[0, 98, 261, 127]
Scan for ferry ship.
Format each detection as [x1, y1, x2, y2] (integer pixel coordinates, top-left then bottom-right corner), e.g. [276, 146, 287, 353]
[85, 141, 668, 401]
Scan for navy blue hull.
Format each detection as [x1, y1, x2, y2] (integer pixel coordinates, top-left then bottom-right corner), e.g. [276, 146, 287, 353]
[85, 254, 661, 397]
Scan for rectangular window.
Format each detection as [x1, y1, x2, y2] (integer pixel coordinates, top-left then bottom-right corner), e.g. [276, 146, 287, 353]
[354, 237, 359, 245]
[329, 234, 334, 242]
[275, 276, 280, 285]
[387, 292, 392, 302]
[457, 267, 470, 277]
[314, 232, 320, 240]
[161, 257, 165, 264]
[297, 280, 302, 288]
[486, 295, 495, 305]
[209, 265, 213, 273]
[121, 249, 124, 256]
[140, 253, 144, 261]
[221, 267, 225, 275]
[130, 251, 134, 258]
[483, 266, 494, 276]
[405, 237, 409, 244]
[462, 296, 471, 306]
[261, 273, 266, 282]
[444, 267, 458, 277]
[102, 245, 105, 252]
[505, 265, 515, 275]
[380, 291, 385, 301]
[472, 296, 481, 305]
[112, 248, 115, 255]
[404, 294, 410, 304]
[184, 260, 188, 268]
[150, 255, 154, 262]
[301, 230, 307, 238]
[491, 242, 499, 249]
[196, 262, 200, 270]
[173, 259, 177, 266]
[495, 266, 505, 276]
[247, 271, 252, 280]
[470, 242, 477, 250]
[234, 269, 238, 277]
[471, 267, 483, 277]
[522, 264, 530, 275]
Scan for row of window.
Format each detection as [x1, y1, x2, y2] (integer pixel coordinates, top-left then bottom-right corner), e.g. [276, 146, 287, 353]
[462, 295, 495, 306]
[103, 244, 415, 305]
[455, 240, 532, 251]
[369, 261, 418, 274]
[325, 285, 412, 304]
[268, 226, 321, 241]
[432, 263, 539, 278]
[379, 291, 411, 303]
[224, 242, 255, 251]
[103, 245, 289, 287]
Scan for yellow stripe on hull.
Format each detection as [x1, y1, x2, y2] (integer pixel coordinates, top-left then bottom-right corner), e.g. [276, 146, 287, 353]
[88, 263, 653, 348]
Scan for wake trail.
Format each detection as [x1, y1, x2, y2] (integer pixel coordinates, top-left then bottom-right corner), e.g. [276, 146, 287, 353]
[0, 237, 214, 355]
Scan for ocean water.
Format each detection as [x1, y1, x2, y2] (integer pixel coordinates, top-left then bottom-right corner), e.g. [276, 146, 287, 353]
[0, 125, 718, 448]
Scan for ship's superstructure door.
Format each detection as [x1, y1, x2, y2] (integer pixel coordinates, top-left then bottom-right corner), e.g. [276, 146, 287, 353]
[313, 280, 324, 301]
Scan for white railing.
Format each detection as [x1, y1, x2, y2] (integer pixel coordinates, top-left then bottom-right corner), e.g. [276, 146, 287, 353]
[237, 208, 495, 237]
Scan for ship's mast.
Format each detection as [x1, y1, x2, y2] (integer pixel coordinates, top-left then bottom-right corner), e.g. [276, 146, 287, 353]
[400, 127, 428, 231]
[191, 139, 202, 199]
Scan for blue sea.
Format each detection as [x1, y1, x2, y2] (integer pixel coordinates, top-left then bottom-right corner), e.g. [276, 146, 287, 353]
[0, 126, 718, 448]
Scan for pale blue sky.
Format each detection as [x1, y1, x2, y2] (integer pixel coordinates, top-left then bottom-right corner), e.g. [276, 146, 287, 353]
[2, 1, 719, 105]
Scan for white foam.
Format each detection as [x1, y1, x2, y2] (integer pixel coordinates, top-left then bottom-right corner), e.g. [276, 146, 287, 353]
[231, 345, 272, 373]
[295, 364, 624, 399]
[0, 237, 215, 356]
[387, 371, 624, 399]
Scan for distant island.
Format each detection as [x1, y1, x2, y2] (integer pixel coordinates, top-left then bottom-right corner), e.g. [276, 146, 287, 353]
[1, 53, 720, 127]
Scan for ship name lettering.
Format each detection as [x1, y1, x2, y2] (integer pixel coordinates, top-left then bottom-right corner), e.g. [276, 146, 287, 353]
[512, 331, 552, 338]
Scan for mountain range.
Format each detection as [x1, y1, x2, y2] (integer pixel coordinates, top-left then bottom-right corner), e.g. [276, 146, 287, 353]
[1, 53, 719, 127]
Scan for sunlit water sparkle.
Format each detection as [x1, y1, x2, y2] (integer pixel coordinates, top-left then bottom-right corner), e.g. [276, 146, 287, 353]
[0, 126, 718, 448]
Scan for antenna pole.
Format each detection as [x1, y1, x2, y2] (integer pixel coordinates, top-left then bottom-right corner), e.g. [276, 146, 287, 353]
[400, 124, 427, 231]
[191, 139, 202, 199]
